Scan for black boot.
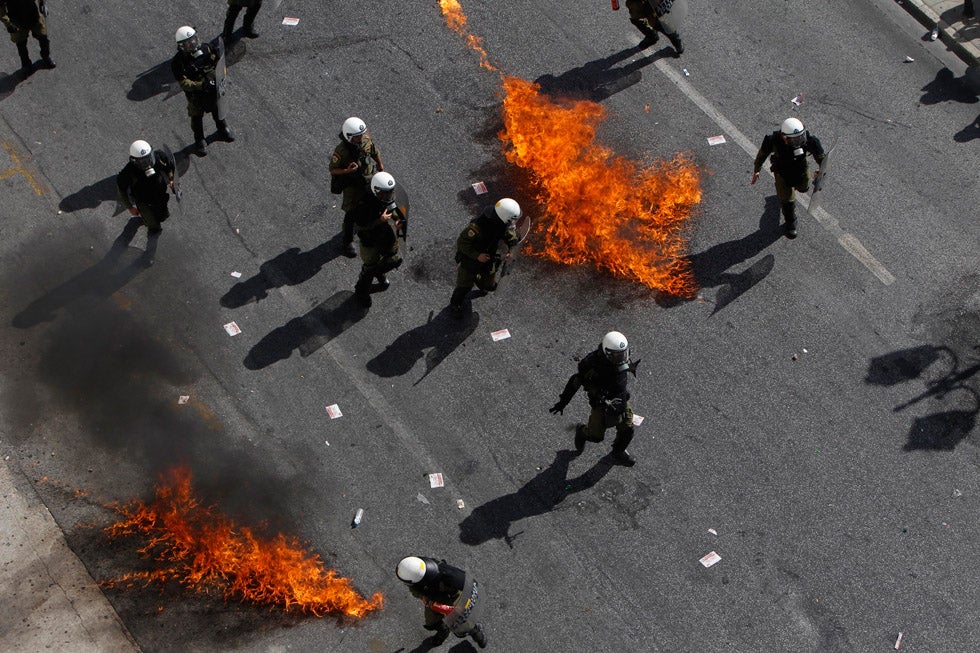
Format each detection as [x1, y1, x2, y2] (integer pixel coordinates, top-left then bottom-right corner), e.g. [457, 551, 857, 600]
[37, 36, 55, 68]
[470, 624, 487, 649]
[223, 6, 241, 42]
[631, 19, 659, 43]
[428, 623, 451, 646]
[375, 274, 390, 290]
[782, 201, 798, 239]
[192, 117, 207, 156]
[611, 428, 636, 466]
[16, 42, 33, 76]
[354, 275, 372, 307]
[667, 32, 684, 57]
[216, 120, 236, 142]
[574, 424, 587, 453]
[243, 22, 259, 39]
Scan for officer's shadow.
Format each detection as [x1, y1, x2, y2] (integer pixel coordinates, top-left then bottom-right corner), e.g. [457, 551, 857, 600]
[243, 290, 368, 369]
[221, 235, 344, 309]
[11, 219, 152, 328]
[535, 43, 670, 102]
[458, 449, 614, 548]
[919, 67, 979, 106]
[675, 196, 781, 314]
[366, 308, 480, 385]
[127, 39, 245, 103]
[0, 69, 28, 103]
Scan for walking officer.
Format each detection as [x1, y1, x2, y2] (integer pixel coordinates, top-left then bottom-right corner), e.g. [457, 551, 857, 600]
[329, 117, 384, 257]
[449, 198, 521, 319]
[396, 556, 487, 649]
[116, 140, 176, 235]
[625, 0, 684, 56]
[223, 0, 261, 42]
[172, 26, 235, 157]
[350, 172, 405, 307]
[751, 117, 826, 239]
[1, 0, 54, 77]
[550, 331, 639, 466]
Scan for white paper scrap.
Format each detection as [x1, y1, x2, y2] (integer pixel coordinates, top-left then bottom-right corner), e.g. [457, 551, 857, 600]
[791, 94, 804, 107]
[471, 181, 488, 195]
[632, 414, 645, 426]
[416, 493, 430, 505]
[282, 16, 299, 26]
[904, 56, 914, 62]
[707, 135, 727, 146]
[456, 499, 465, 509]
[708, 528, 717, 536]
[699, 551, 722, 568]
[223, 321, 242, 336]
[178, 395, 190, 405]
[491, 329, 511, 342]
[230, 271, 242, 278]
[326, 404, 343, 419]
[429, 473, 445, 488]
[894, 632, 903, 650]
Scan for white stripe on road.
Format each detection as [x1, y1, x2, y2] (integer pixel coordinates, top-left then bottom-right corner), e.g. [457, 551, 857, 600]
[653, 59, 896, 286]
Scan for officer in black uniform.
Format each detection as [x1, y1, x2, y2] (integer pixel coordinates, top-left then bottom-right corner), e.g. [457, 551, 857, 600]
[171, 25, 235, 157]
[350, 172, 405, 307]
[751, 117, 825, 239]
[116, 139, 175, 234]
[550, 331, 638, 466]
[396, 556, 487, 649]
[0, 0, 54, 77]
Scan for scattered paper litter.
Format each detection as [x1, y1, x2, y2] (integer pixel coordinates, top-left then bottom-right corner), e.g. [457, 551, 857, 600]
[904, 56, 914, 62]
[230, 271, 242, 278]
[708, 528, 717, 536]
[324, 440, 330, 446]
[282, 16, 299, 26]
[699, 551, 722, 568]
[491, 329, 511, 342]
[791, 94, 804, 106]
[707, 135, 727, 146]
[894, 632, 903, 650]
[471, 181, 488, 194]
[416, 493, 430, 505]
[682, 68, 689, 76]
[929, 27, 939, 41]
[632, 414, 645, 426]
[178, 395, 190, 405]
[223, 321, 242, 336]
[428, 473, 445, 488]
[456, 499, 465, 509]
[326, 404, 343, 419]
[644, 104, 650, 112]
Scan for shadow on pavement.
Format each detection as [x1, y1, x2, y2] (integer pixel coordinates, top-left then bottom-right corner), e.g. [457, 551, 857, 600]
[919, 67, 979, 105]
[243, 291, 368, 369]
[221, 235, 344, 308]
[535, 43, 668, 102]
[459, 449, 614, 547]
[366, 307, 480, 384]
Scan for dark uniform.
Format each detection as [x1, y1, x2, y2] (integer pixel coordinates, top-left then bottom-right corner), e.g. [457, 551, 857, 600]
[171, 42, 234, 155]
[223, 0, 261, 42]
[752, 129, 825, 238]
[0, 0, 54, 74]
[551, 347, 637, 466]
[349, 191, 404, 306]
[116, 150, 175, 233]
[329, 134, 382, 255]
[450, 206, 518, 316]
[626, 0, 684, 56]
[402, 557, 487, 649]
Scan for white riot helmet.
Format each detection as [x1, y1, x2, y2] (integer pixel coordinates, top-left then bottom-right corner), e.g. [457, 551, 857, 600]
[129, 140, 156, 176]
[396, 556, 427, 583]
[601, 331, 630, 370]
[494, 198, 522, 225]
[342, 117, 367, 142]
[370, 171, 396, 204]
[780, 117, 807, 155]
[175, 26, 201, 55]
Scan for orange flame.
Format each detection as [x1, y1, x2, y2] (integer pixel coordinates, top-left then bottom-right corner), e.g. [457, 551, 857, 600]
[439, 0, 497, 72]
[102, 467, 383, 618]
[440, 1, 701, 297]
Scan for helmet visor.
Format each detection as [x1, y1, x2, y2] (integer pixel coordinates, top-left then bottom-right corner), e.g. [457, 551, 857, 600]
[603, 346, 629, 366]
[178, 36, 200, 54]
[132, 154, 155, 174]
[375, 188, 395, 204]
[784, 132, 807, 149]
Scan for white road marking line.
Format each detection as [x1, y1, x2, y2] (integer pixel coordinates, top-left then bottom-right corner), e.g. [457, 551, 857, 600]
[653, 59, 895, 286]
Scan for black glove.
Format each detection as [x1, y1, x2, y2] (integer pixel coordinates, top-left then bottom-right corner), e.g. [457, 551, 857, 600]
[549, 401, 567, 415]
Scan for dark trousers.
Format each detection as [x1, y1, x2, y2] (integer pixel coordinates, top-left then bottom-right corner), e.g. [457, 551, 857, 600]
[224, 2, 262, 37]
[191, 113, 229, 142]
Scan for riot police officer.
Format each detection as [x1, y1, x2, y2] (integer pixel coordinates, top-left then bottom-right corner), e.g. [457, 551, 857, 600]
[329, 117, 384, 257]
[751, 117, 826, 239]
[0, 0, 54, 77]
[550, 331, 638, 466]
[350, 172, 405, 307]
[171, 26, 235, 157]
[449, 198, 521, 318]
[223, 0, 261, 42]
[396, 556, 487, 649]
[116, 140, 175, 234]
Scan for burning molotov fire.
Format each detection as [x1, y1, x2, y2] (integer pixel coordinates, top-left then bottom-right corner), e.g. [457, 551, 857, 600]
[102, 466, 383, 618]
[440, 0, 702, 297]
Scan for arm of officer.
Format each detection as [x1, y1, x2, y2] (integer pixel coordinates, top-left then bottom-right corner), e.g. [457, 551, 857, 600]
[751, 134, 774, 184]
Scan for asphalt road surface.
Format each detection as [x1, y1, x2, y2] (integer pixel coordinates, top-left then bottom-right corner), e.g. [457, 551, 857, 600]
[1, 1, 978, 651]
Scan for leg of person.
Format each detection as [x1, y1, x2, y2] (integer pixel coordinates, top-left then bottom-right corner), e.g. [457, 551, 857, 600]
[15, 39, 33, 75]
[965, 0, 975, 18]
[662, 27, 683, 56]
[354, 245, 381, 306]
[773, 174, 797, 238]
[626, 0, 659, 41]
[469, 624, 487, 649]
[610, 408, 636, 466]
[137, 202, 162, 233]
[341, 211, 357, 256]
[223, 4, 243, 42]
[191, 111, 207, 156]
[374, 247, 402, 289]
[214, 113, 236, 142]
[243, 0, 262, 38]
[450, 266, 476, 318]
[422, 607, 450, 643]
[584, 404, 608, 444]
[34, 17, 54, 68]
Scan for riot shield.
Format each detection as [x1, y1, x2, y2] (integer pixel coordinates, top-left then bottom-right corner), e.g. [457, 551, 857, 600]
[446, 572, 483, 637]
[160, 144, 181, 202]
[498, 213, 531, 278]
[808, 139, 837, 214]
[214, 38, 229, 121]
